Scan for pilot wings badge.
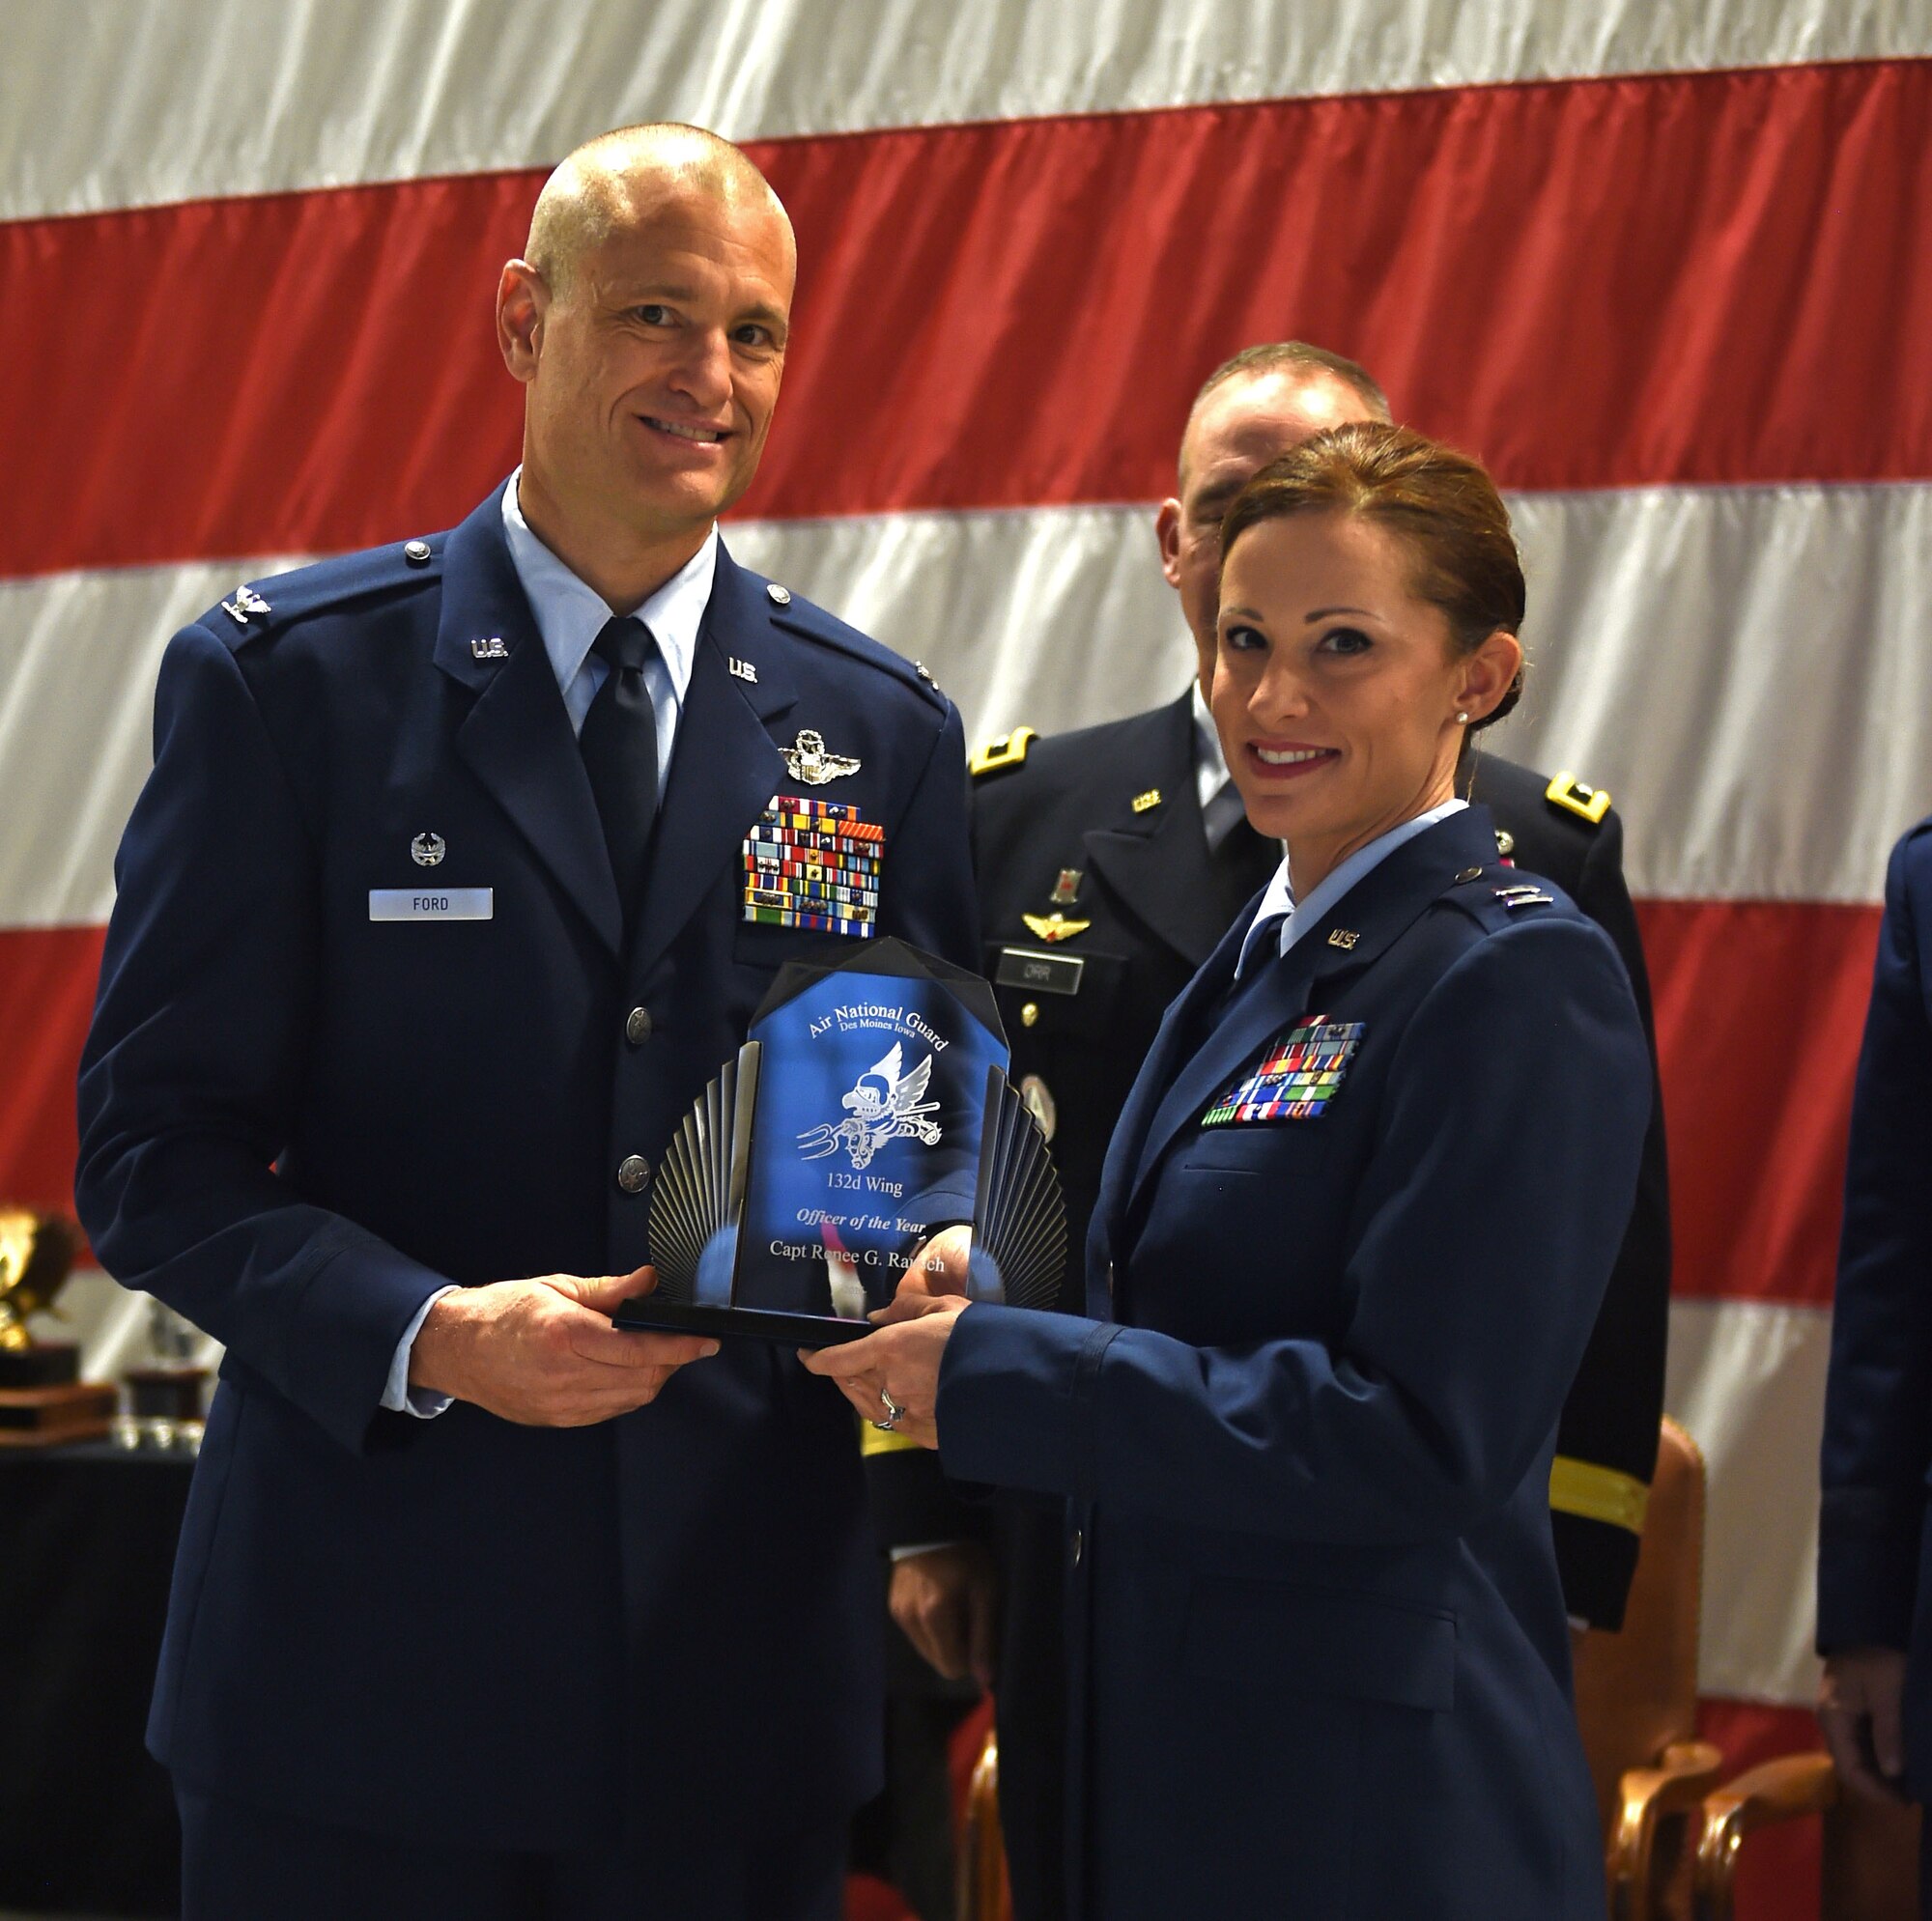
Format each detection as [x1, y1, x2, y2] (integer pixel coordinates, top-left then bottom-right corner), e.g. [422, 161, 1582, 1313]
[797, 1041, 942, 1170]
[781, 730, 862, 785]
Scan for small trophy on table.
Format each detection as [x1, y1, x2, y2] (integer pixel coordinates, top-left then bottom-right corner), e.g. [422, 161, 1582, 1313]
[0, 1208, 118, 1446]
[121, 1299, 211, 1451]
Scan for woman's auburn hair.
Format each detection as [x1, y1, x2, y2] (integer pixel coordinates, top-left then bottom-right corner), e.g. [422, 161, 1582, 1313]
[1220, 421, 1528, 729]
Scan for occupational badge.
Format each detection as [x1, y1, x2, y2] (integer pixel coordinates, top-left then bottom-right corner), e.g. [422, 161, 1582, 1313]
[1201, 1016, 1366, 1125]
[742, 795, 883, 937]
[1020, 913, 1090, 945]
[781, 730, 862, 784]
[410, 832, 446, 867]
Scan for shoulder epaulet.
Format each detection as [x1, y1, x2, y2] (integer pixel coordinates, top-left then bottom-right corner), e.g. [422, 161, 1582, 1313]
[200, 536, 444, 643]
[760, 580, 947, 711]
[1544, 770, 1611, 826]
[969, 727, 1037, 778]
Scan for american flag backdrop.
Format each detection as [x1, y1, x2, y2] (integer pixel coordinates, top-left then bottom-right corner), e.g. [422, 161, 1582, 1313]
[3, 4, 1928, 1912]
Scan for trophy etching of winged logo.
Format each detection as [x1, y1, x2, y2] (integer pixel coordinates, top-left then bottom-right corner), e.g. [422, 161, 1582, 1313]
[797, 1041, 943, 1170]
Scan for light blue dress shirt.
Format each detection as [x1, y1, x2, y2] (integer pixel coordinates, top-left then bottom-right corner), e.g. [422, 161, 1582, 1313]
[1233, 798, 1469, 978]
[381, 474, 719, 1417]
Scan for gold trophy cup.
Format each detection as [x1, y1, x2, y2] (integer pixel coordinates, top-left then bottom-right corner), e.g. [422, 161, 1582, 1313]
[0, 1209, 118, 1445]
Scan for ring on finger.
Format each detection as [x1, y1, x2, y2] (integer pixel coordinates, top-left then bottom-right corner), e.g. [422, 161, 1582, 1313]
[872, 1387, 903, 1432]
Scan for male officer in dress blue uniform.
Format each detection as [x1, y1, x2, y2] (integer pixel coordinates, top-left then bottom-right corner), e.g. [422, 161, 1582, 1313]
[1817, 814, 1932, 1882]
[874, 343, 1671, 1921]
[75, 124, 976, 1921]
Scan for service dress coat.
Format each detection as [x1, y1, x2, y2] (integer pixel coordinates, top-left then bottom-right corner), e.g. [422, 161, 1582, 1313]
[895, 695, 1669, 1920]
[73, 489, 978, 1853]
[936, 805, 1651, 1920]
[1818, 816, 1932, 1793]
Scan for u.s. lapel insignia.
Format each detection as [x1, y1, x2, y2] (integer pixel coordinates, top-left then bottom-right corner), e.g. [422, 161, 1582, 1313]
[1130, 788, 1162, 814]
[1327, 928, 1359, 949]
[1202, 1016, 1367, 1125]
[469, 636, 509, 661]
[743, 795, 883, 938]
[411, 832, 446, 867]
[728, 657, 758, 683]
[1050, 868, 1083, 906]
[220, 584, 271, 626]
[782, 729, 862, 784]
[1021, 912, 1091, 945]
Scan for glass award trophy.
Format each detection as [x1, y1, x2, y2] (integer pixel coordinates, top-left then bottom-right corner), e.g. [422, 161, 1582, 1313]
[618, 939, 1065, 1343]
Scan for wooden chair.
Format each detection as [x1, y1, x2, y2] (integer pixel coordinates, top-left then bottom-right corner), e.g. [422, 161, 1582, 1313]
[1692, 1750, 1919, 1918]
[1578, 1417, 1725, 1920]
[956, 1725, 1011, 1921]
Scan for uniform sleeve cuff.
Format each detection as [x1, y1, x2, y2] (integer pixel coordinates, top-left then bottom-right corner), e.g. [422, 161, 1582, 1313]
[935, 1304, 1117, 1499]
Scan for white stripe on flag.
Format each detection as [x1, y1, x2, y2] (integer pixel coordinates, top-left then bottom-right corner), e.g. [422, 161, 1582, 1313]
[4, 484, 1928, 929]
[1665, 1297, 1830, 1709]
[4, 0, 1922, 222]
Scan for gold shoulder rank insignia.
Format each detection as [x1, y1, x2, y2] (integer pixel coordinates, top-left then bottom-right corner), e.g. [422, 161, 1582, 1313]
[970, 727, 1037, 777]
[1546, 770, 1611, 825]
[1021, 912, 1090, 945]
[1130, 788, 1162, 813]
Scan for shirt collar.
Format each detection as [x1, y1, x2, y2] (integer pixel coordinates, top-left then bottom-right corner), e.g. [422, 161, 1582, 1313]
[1234, 797, 1469, 977]
[1190, 677, 1232, 806]
[498, 468, 715, 706]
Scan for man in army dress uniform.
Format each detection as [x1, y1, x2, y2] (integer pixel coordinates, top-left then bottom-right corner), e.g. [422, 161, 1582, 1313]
[875, 343, 1671, 1921]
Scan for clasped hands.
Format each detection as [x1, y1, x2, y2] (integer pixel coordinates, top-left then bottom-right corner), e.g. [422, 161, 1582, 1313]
[798, 1223, 976, 1449]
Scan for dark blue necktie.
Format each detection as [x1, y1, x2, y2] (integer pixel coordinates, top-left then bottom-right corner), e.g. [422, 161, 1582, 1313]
[579, 615, 660, 917]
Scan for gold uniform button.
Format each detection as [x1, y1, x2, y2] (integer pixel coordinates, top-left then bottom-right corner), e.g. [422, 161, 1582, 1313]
[625, 1006, 653, 1045]
[1021, 1002, 1040, 1028]
[616, 1155, 651, 1195]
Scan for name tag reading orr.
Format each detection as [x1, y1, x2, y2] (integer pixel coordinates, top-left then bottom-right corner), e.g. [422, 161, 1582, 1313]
[369, 889, 494, 921]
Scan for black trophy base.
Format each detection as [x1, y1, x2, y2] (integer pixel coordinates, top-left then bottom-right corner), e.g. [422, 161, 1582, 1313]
[615, 1300, 877, 1346]
[125, 1368, 209, 1423]
[0, 1342, 81, 1389]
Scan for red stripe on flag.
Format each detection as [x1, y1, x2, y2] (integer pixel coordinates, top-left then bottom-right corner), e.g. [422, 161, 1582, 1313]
[0, 902, 1885, 1314]
[1641, 898, 1879, 1308]
[1693, 1699, 1830, 1921]
[3, 59, 1927, 578]
[0, 926, 103, 1217]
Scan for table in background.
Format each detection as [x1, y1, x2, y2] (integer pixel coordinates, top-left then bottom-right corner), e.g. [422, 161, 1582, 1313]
[0, 1441, 189, 1916]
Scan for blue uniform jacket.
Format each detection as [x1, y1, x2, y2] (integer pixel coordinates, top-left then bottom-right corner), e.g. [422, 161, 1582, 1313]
[936, 806, 1650, 1920]
[73, 490, 977, 1850]
[1818, 817, 1932, 1791]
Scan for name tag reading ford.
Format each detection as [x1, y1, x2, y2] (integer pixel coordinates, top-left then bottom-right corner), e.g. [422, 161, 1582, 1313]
[994, 946, 1084, 997]
[369, 889, 494, 921]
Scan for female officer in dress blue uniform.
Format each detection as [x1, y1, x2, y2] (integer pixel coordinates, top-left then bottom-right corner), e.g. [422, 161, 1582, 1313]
[808, 423, 1652, 1920]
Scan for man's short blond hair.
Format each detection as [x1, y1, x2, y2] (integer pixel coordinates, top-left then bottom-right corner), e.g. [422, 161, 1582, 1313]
[525, 123, 793, 297]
